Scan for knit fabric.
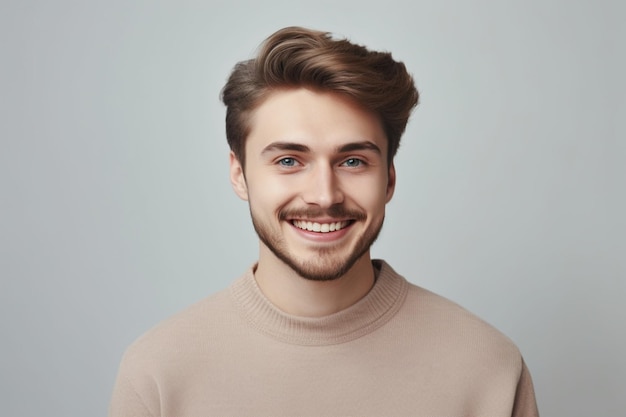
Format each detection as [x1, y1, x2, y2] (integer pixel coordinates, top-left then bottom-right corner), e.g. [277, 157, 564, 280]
[109, 261, 539, 416]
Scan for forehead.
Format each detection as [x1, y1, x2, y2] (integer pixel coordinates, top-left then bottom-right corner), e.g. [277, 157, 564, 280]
[245, 88, 387, 155]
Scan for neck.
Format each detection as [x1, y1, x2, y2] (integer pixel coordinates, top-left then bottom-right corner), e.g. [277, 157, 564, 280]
[253, 245, 376, 317]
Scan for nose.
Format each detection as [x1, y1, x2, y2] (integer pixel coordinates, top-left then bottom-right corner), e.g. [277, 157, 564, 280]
[301, 164, 344, 208]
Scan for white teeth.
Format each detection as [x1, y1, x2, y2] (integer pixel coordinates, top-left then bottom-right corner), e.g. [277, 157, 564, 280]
[292, 220, 349, 233]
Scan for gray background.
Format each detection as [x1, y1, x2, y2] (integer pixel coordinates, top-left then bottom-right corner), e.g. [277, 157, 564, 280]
[1, 0, 624, 416]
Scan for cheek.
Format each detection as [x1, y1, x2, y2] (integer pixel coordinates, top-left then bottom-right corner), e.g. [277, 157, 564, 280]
[246, 176, 297, 210]
[348, 177, 389, 211]
[349, 173, 389, 194]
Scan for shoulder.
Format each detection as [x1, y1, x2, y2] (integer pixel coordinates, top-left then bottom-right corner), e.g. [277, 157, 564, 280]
[381, 267, 538, 415]
[109, 282, 247, 416]
[118, 284, 238, 373]
[407, 283, 519, 349]
[378, 261, 523, 366]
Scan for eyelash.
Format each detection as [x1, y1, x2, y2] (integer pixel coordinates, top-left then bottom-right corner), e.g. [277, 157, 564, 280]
[341, 158, 364, 167]
[276, 157, 366, 168]
[277, 157, 299, 167]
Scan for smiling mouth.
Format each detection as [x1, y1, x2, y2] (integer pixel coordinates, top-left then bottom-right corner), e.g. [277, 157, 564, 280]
[291, 220, 352, 233]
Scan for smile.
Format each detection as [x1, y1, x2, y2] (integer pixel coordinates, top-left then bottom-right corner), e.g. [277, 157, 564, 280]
[291, 220, 351, 233]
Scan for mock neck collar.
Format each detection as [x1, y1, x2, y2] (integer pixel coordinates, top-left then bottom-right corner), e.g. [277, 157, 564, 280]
[230, 260, 408, 346]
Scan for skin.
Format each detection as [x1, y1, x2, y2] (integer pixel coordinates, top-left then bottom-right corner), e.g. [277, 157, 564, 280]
[230, 88, 396, 317]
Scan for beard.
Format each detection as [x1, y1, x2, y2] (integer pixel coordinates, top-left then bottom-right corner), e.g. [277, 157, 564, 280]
[250, 204, 384, 281]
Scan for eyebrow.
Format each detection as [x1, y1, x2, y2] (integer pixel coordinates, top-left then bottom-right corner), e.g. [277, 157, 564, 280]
[261, 141, 381, 155]
[337, 141, 381, 155]
[261, 142, 311, 155]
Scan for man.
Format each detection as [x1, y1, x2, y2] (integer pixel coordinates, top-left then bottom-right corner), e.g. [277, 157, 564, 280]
[109, 26, 539, 416]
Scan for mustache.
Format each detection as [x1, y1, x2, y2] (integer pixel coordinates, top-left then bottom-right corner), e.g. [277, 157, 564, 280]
[279, 205, 366, 221]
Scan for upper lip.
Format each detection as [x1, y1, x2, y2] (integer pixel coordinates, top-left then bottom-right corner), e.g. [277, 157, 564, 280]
[289, 218, 352, 223]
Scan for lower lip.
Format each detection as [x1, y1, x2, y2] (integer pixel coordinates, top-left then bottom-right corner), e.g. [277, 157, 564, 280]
[289, 222, 353, 242]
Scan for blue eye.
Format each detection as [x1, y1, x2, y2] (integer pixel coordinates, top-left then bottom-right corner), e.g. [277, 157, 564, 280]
[278, 158, 297, 167]
[343, 158, 362, 167]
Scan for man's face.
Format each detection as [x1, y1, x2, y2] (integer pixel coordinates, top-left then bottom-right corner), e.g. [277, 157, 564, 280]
[230, 88, 395, 281]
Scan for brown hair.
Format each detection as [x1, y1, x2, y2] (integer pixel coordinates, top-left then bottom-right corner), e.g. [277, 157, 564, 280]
[221, 26, 419, 167]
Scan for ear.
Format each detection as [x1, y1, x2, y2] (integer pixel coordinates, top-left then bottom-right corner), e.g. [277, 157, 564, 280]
[385, 162, 396, 203]
[229, 152, 249, 201]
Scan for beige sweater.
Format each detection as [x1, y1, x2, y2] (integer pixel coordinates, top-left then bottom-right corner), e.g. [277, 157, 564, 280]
[109, 261, 539, 416]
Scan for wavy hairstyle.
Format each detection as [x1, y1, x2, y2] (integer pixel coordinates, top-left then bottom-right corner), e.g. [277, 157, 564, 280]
[221, 26, 419, 168]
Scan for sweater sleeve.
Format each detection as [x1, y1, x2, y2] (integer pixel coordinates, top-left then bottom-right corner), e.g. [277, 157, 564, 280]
[108, 363, 157, 417]
[512, 358, 540, 417]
